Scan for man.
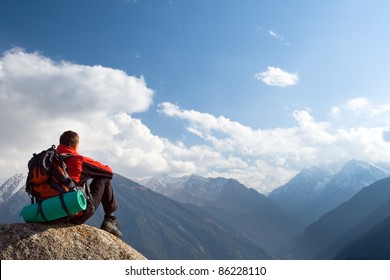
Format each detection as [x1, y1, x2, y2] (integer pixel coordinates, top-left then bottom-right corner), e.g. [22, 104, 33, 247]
[56, 130, 122, 238]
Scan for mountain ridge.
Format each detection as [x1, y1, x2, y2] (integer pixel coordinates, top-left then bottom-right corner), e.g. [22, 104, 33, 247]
[268, 159, 390, 225]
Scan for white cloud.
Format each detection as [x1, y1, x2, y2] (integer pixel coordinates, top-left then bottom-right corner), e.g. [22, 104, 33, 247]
[2, 49, 390, 193]
[329, 97, 390, 127]
[329, 106, 341, 118]
[159, 101, 390, 192]
[255, 66, 299, 87]
[0, 48, 157, 179]
[347, 97, 369, 113]
[268, 30, 283, 40]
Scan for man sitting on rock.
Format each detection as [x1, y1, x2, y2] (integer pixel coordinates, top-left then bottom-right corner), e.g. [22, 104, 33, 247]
[56, 130, 122, 239]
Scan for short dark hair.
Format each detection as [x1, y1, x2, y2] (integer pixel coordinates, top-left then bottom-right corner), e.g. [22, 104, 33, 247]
[59, 131, 79, 148]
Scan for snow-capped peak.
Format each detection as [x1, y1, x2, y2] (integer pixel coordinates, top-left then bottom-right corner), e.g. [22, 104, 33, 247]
[0, 173, 27, 204]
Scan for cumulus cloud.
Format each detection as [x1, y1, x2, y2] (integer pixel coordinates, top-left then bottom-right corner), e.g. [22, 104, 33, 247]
[255, 66, 299, 87]
[0, 48, 156, 179]
[2, 49, 390, 193]
[347, 97, 369, 113]
[329, 106, 341, 118]
[0, 49, 252, 184]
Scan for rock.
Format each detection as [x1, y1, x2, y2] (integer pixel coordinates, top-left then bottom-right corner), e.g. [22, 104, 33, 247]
[0, 223, 146, 260]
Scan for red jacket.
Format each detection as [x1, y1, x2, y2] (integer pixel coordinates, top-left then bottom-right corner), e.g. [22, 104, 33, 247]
[57, 144, 113, 185]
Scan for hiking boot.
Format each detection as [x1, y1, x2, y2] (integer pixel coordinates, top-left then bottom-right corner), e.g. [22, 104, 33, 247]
[100, 216, 122, 239]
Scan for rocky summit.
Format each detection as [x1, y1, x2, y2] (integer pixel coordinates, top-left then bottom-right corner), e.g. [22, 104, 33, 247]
[0, 223, 146, 260]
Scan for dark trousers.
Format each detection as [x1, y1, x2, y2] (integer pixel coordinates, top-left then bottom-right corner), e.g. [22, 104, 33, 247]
[70, 178, 118, 224]
[89, 177, 119, 214]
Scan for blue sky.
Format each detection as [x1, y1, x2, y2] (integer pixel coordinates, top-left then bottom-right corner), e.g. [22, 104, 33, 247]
[1, 0, 390, 192]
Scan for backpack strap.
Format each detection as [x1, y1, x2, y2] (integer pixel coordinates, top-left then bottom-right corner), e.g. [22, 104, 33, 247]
[60, 153, 73, 160]
[58, 193, 72, 216]
[35, 200, 49, 222]
[57, 153, 77, 215]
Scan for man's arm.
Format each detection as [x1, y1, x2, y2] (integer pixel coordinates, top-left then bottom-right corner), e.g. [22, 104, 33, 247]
[79, 156, 113, 184]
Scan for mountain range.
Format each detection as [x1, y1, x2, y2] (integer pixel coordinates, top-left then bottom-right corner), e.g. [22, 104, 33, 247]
[1, 159, 390, 259]
[268, 160, 390, 225]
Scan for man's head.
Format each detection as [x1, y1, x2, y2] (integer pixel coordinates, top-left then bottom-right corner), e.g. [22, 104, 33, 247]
[59, 130, 79, 149]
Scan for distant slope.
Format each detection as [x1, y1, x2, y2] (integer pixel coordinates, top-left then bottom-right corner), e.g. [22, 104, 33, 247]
[335, 214, 390, 260]
[291, 176, 390, 259]
[319, 199, 390, 259]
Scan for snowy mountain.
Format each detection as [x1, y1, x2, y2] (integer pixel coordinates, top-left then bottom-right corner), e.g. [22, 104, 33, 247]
[268, 160, 390, 225]
[268, 166, 333, 223]
[0, 174, 30, 224]
[309, 159, 390, 222]
[0, 173, 26, 204]
[140, 174, 238, 206]
[141, 174, 267, 209]
[139, 173, 189, 193]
